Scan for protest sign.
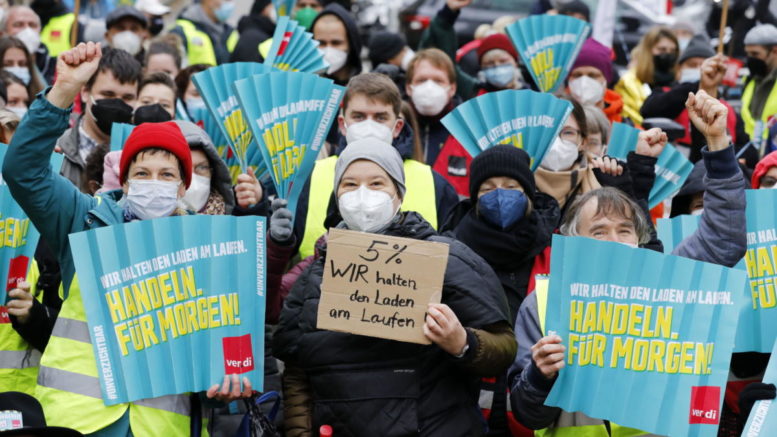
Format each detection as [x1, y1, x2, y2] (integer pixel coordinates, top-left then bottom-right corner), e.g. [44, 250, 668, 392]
[441, 89, 571, 168]
[264, 17, 328, 73]
[192, 62, 273, 177]
[741, 339, 777, 436]
[272, 0, 296, 16]
[0, 186, 41, 319]
[0, 142, 64, 183]
[545, 235, 746, 437]
[317, 228, 449, 344]
[68, 215, 267, 405]
[234, 71, 344, 216]
[658, 189, 777, 352]
[109, 123, 135, 152]
[506, 15, 591, 93]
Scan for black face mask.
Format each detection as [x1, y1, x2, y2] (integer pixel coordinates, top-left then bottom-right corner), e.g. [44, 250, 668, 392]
[90, 98, 134, 135]
[747, 56, 769, 78]
[133, 103, 173, 125]
[149, 16, 165, 36]
[653, 53, 677, 72]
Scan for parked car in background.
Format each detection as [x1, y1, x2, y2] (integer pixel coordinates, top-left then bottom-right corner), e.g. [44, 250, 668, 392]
[399, 0, 533, 49]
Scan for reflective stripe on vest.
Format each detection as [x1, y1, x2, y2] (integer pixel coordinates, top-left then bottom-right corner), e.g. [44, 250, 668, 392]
[226, 30, 239, 53]
[41, 13, 75, 57]
[298, 156, 439, 259]
[176, 19, 217, 66]
[533, 278, 650, 437]
[741, 78, 777, 139]
[0, 261, 44, 396]
[36, 275, 194, 435]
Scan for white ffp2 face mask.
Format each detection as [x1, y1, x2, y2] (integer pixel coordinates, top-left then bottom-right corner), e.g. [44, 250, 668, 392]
[125, 179, 181, 220]
[338, 185, 398, 233]
[679, 68, 701, 83]
[179, 174, 211, 212]
[15, 27, 40, 54]
[569, 76, 605, 106]
[540, 136, 580, 172]
[345, 119, 395, 145]
[400, 49, 415, 72]
[322, 47, 348, 74]
[410, 80, 449, 116]
[112, 30, 142, 56]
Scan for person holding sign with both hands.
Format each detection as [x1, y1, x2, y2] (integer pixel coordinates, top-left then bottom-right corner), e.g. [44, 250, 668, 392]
[508, 90, 747, 436]
[274, 138, 516, 437]
[2, 42, 252, 437]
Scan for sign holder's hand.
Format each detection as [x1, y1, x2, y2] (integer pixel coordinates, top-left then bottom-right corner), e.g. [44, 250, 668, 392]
[685, 90, 729, 152]
[590, 156, 624, 176]
[635, 128, 668, 158]
[207, 374, 253, 403]
[235, 167, 262, 209]
[424, 303, 467, 356]
[269, 198, 293, 245]
[531, 335, 565, 379]
[48, 42, 102, 109]
[6, 281, 33, 324]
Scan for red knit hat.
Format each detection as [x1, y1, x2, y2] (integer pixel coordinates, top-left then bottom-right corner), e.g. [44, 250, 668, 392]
[477, 34, 519, 63]
[119, 121, 193, 188]
[752, 150, 777, 188]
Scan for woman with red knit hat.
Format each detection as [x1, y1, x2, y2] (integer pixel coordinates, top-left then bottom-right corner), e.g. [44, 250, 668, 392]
[2, 42, 251, 437]
[751, 150, 777, 188]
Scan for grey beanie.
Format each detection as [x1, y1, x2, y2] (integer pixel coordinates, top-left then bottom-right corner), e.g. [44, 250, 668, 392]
[745, 24, 777, 46]
[678, 34, 715, 64]
[334, 139, 406, 198]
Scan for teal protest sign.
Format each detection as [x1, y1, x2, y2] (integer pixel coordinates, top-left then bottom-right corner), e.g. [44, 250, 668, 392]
[441, 89, 571, 169]
[545, 235, 745, 436]
[741, 339, 777, 435]
[264, 17, 327, 73]
[69, 215, 267, 405]
[0, 186, 41, 311]
[109, 123, 135, 151]
[658, 189, 777, 353]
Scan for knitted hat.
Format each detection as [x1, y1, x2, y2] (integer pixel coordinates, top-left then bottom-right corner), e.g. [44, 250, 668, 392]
[571, 38, 613, 83]
[334, 139, 406, 198]
[678, 34, 715, 65]
[744, 24, 777, 46]
[752, 150, 777, 188]
[251, 0, 273, 15]
[469, 145, 535, 203]
[119, 121, 193, 188]
[477, 34, 518, 63]
[558, 0, 590, 21]
[368, 31, 406, 67]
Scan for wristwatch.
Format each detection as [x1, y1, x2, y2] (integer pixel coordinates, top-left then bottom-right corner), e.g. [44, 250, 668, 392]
[454, 342, 469, 359]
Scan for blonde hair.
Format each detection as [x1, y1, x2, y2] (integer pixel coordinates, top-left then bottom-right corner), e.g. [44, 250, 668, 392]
[631, 26, 679, 84]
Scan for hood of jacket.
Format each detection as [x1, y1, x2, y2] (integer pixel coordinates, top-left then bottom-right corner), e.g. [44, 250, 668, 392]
[312, 3, 363, 78]
[180, 4, 228, 40]
[237, 13, 275, 36]
[174, 120, 236, 212]
[335, 122, 416, 160]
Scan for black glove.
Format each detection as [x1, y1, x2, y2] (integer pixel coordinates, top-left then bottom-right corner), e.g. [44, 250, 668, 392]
[739, 382, 776, 422]
[269, 198, 293, 245]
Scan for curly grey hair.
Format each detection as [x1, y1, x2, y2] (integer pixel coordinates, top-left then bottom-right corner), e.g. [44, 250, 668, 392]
[560, 187, 652, 246]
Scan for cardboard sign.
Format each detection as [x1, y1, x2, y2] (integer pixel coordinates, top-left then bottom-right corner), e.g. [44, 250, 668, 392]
[317, 228, 449, 344]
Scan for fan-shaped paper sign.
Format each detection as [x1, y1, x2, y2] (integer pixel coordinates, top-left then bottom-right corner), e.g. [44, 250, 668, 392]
[234, 71, 344, 215]
[110, 123, 136, 152]
[264, 16, 328, 73]
[441, 89, 572, 169]
[506, 15, 591, 93]
[68, 215, 267, 404]
[545, 235, 745, 436]
[272, 0, 296, 16]
[192, 63, 273, 177]
[187, 106, 246, 185]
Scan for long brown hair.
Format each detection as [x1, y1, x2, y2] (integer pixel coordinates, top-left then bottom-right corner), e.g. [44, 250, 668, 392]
[631, 26, 679, 85]
[0, 36, 45, 95]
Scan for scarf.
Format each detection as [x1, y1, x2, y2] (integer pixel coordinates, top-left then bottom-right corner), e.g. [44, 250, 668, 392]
[534, 159, 601, 209]
[200, 191, 226, 216]
[455, 208, 543, 271]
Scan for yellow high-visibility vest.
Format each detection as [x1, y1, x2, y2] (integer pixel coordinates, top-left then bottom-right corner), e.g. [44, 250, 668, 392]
[741, 78, 777, 140]
[298, 156, 438, 259]
[177, 19, 238, 66]
[41, 13, 76, 57]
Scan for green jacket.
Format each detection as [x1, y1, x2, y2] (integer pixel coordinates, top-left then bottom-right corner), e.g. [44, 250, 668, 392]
[3, 92, 125, 297]
[418, 5, 480, 101]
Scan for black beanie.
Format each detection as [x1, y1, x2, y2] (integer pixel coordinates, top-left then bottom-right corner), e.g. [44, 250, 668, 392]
[469, 145, 536, 203]
[558, 0, 590, 21]
[251, 0, 272, 15]
[678, 34, 715, 65]
[368, 31, 406, 68]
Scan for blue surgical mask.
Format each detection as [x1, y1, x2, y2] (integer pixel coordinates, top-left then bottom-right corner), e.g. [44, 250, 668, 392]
[214, 1, 235, 23]
[478, 188, 528, 230]
[481, 64, 516, 89]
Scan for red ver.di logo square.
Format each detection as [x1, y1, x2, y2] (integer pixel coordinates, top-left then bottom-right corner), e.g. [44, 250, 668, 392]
[689, 386, 720, 425]
[222, 334, 254, 374]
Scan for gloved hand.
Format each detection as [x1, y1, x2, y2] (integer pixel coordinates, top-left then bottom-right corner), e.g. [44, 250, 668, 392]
[269, 198, 293, 245]
[739, 382, 776, 422]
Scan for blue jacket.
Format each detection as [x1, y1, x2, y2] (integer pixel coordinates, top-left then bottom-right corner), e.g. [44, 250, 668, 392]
[3, 93, 124, 296]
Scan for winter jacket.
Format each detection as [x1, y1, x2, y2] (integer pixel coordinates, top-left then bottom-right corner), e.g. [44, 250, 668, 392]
[508, 145, 747, 432]
[310, 4, 362, 86]
[292, 123, 460, 255]
[55, 115, 96, 193]
[274, 212, 517, 437]
[229, 14, 275, 63]
[172, 5, 236, 65]
[413, 97, 460, 167]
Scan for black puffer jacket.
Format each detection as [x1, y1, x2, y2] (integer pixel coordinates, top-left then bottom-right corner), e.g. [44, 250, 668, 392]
[274, 212, 514, 437]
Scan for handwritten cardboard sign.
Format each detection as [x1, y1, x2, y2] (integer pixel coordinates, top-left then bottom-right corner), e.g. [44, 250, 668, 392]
[317, 228, 450, 344]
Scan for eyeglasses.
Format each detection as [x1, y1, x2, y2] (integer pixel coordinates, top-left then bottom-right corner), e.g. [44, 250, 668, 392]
[559, 127, 581, 144]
